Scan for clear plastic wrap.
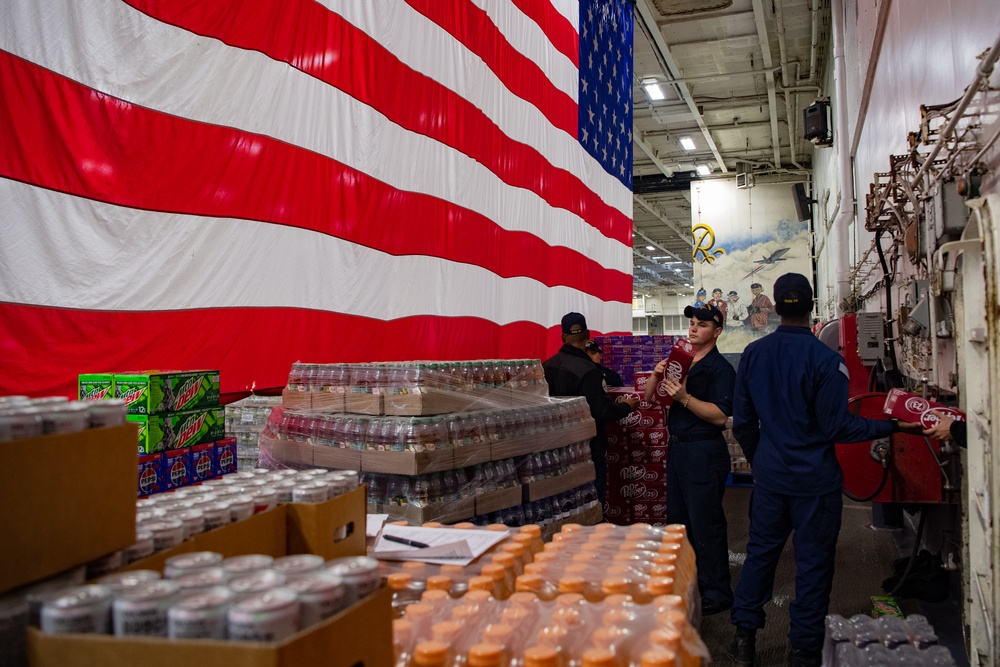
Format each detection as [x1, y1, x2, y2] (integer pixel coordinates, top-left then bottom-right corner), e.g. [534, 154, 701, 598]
[224, 395, 282, 470]
[822, 614, 952, 666]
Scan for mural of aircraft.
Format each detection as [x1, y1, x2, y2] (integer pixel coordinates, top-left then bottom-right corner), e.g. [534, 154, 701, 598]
[741, 247, 791, 280]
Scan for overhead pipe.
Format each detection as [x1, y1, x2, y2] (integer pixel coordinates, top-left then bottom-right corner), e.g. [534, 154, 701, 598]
[809, 0, 821, 81]
[830, 0, 853, 308]
[774, 0, 804, 169]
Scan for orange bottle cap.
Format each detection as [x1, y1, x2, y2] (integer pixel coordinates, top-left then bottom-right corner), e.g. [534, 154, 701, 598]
[469, 575, 496, 592]
[426, 575, 453, 591]
[556, 593, 585, 607]
[607, 565, 632, 577]
[421, 589, 450, 604]
[534, 552, 558, 563]
[564, 563, 590, 575]
[594, 523, 618, 533]
[658, 543, 681, 556]
[502, 543, 526, 558]
[393, 619, 413, 636]
[654, 594, 685, 613]
[486, 524, 508, 532]
[641, 649, 678, 667]
[604, 593, 632, 607]
[561, 523, 583, 533]
[520, 525, 542, 538]
[413, 641, 449, 667]
[403, 561, 428, 573]
[513, 534, 534, 548]
[515, 574, 543, 592]
[646, 577, 675, 596]
[422, 522, 444, 529]
[601, 577, 630, 595]
[452, 522, 476, 529]
[440, 564, 465, 577]
[500, 606, 529, 625]
[652, 553, 677, 566]
[558, 575, 586, 593]
[591, 626, 621, 647]
[492, 553, 516, 568]
[450, 604, 479, 621]
[603, 607, 635, 626]
[650, 564, 677, 579]
[508, 591, 538, 607]
[468, 643, 504, 667]
[387, 572, 413, 589]
[581, 542, 604, 553]
[481, 564, 506, 581]
[523, 645, 559, 667]
[465, 590, 493, 604]
[649, 627, 681, 650]
[523, 563, 547, 576]
[582, 647, 616, 667]
[390, 520, 410, 526]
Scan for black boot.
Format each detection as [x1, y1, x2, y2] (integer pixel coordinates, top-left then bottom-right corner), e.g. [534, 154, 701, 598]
[787, 646, 822, 667]
[728, 627, 756, 666]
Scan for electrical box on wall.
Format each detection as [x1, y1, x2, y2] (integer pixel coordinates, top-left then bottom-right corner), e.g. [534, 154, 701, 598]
[856, 312, 885, 366]
[803, 101, 832, 146]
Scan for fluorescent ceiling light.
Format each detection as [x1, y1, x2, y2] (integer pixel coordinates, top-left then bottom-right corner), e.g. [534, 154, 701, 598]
[678, 136, 696, 151]
[645, 245, 654, 250]
[673, 268, 681, 273]
[643, 83, 665, 101]
[696, 164, 711, 176]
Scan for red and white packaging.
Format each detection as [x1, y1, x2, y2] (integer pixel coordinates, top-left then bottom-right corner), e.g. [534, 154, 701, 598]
[602, 498, 632, 526]
[647, 339, 696, 407]
[607, 388, 657, 411]
[607, 478, 667, 502]
[605, 424, 628, 449]
[634, 372, 653, 393]
[627, 429, 647, 447]
[628, 445, 668, 465]
[633, 500, 668, 522]
[606, 448, 630, 465]
[608, 462, 665, 486]
[883, 389, 966, 429]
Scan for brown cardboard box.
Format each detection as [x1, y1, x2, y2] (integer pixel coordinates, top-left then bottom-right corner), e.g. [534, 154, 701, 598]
[310, 390, 346, 413]
[490, 420, 596, 459]
[286, 486, 366, 560]
[541, 504, 603, 539]
[122, 506, 288, 573]
[311, 445, 363, 470]
[344, 392, 382, 415]
[0, 424, 137, 594]
[281, 387, 311, 411]
[522, 461, 596, 502]
[359, 442, 491, 476]
[474, 485, 523, 515]
[28, 585, 392, 667]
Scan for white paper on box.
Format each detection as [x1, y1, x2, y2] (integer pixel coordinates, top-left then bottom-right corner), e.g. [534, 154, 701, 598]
[373, 526, 508, 566]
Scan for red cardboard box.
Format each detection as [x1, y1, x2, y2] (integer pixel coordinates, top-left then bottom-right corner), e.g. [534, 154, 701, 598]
[606, 424, 628, 449]
[882, 389, 966, 429]
[606, 448, 630, 465]
[607, 478, 666, 502]
[634, 372, 653, 393]
[633, 500, 668, 521]
[602, 498, 633, 526]
[648, 338, 696, 408]
[607, 388, 657, 411]
[627, 445, 668, 465]
[608, 462, 665, 486]
[627, 429, 647, 447]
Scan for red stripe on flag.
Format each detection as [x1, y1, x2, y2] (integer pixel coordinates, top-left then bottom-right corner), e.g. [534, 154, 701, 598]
[511, 0, 580, 68]
[0, 51, 630, 301]
[122, 0, 631, 245]
[0, 303, 569, 398]
[402, 0, 577, 136]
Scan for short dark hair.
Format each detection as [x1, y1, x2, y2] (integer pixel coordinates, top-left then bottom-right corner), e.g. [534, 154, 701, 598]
[775, 300, 812, 317]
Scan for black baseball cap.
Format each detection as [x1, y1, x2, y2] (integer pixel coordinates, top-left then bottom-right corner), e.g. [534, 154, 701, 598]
[683, 302, 724, 328]
[585, 341, 602, 354]
[774, 272, 813, 306]
[561, 312, 588, 335]
[750, 282, 763, 289]
[727, 290, 739, 296]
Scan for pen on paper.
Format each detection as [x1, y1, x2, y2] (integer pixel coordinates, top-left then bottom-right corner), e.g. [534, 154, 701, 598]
[383, 534, 431, 549]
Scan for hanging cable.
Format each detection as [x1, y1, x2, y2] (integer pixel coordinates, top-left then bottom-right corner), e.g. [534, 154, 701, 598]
[875, 230, 901, 385]
[889, 509, 928, 596]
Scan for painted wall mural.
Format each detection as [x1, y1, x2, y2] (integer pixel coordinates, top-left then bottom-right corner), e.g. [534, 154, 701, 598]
[689, 180, 812, 353]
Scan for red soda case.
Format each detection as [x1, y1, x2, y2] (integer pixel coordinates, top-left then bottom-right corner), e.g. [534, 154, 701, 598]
[164, 448, 192, 491]
[137, 453, 165, 497]
[214, 437, 238, 476]
[648, 339, 696, 407]
[882, 389, 966, 429]
[189, 443, 216, 483]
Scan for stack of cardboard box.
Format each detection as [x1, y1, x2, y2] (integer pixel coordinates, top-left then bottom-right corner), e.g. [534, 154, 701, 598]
[78, 371, 235, 497]
[603, 388, 669, 526]
[591, 335, 676, 387]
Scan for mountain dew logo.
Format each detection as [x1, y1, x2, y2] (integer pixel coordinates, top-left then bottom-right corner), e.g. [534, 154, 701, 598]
[174, 377, 203, 410]
[120, 386, 147, 407]
[82, 385, 112, 401]
[178, 413, 208, 448]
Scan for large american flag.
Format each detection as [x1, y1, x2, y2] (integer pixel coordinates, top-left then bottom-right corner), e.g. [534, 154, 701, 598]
[0, 0, 634, 398]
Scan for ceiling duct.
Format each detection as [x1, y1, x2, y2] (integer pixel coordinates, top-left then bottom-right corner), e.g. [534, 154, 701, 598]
[652, 0, 733, 16]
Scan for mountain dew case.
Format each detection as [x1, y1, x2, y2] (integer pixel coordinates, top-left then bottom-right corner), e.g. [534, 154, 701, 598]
[78, 374, 115, 401]
[115, 371, 220, 415]
[129, 407, 225, 455]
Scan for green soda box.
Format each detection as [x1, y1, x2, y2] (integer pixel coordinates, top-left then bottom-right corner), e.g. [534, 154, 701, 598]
[78, 373, 115, 401]
[129, 407, 225, 455]
[115, 370, 220, 415]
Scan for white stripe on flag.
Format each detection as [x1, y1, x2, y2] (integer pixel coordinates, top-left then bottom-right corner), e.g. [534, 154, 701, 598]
[549, 0, 580, 30]
[0, 180, 631, 331]
[0, 0, 630, 272]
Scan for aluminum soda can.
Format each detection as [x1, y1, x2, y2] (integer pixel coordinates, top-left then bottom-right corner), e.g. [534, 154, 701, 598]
[229, 495, 255, 522]
[0, 396, 29, 406]
[42, 402, 91, 435]
[176, 509, 206, 539]
[175, 567, 229, 592]
[0, 593, 29, 666]
[112, 580, 180, 637]
[28, 397, 68, 405]
[40, 585, 112, 635]
[124, 531, 155, 564]
[339, 470, 360, 490]
[222, 555, 274, 578]
[272, 480, 297, 504]
[227, 587, 301, 642]
[136, 509, 166, 523]
[25, 568, 87, 628]
[168, 586, 234, 639]
[272, 555, 325, 578]
[143, 519, 185, 552]
[292, 481, 328, 503]
[85, 551, 124, 579]
[326, 557, 381, 605]
[229, 570, 287, 601]
[323, 473, 349, 498]
[252, 487, 278, 513]
[286, 573, 348, 627]
[0, 408, 43, 442]
[231, 472, 257, 481]
[86, 398, 128, 428]
[164, 552, 224, 579]
[97, 570, 161, 596]
[136, 498, 159, 510]
[199, 501, 231, 532]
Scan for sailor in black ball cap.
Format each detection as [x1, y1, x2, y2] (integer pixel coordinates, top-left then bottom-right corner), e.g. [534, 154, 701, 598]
[644, 301, 736, 617]
[543, 312, 638, 506]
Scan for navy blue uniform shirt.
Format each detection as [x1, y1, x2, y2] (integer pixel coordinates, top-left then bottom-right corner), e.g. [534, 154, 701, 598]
[733, 325, 896, 496]
[667, 345, 735, 439]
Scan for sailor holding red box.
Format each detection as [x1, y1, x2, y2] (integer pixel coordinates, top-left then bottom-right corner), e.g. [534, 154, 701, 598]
[645, 300, 735, 618]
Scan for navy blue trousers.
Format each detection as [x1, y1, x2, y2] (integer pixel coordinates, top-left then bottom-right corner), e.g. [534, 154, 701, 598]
[666, 437, 732, 606]
[731, 486, 843, 653]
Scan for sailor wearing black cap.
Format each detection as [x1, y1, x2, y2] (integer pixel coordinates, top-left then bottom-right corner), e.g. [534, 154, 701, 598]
[728, 274, 923, 667]
[644, 301, 736, 617]
[543, 313, 639, 505]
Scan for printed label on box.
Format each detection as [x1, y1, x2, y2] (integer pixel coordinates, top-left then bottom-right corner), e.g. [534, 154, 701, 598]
[189, 443, 216, 483]
[882, 389, 966, 429]
[137, 453, 164, 497]
[214, 437, 238, 476]
[78, 373, 115, 401]
[163, 448, 191, 491]
[115, 370, 221, 415]
[628, 445, 668, 465]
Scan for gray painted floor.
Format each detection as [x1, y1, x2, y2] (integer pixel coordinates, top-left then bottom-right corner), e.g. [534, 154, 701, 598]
[697, 487, 948, 666]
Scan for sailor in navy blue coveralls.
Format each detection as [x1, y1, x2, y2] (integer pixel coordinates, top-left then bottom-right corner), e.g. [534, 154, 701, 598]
[646, 302, 735, 616]
[728, 274, 919, 667]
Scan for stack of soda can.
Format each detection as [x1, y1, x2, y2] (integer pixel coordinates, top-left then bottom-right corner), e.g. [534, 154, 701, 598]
[0, 395, 128, 442]
[87, 467, 361, 579]
[37, 553, 382, 642]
